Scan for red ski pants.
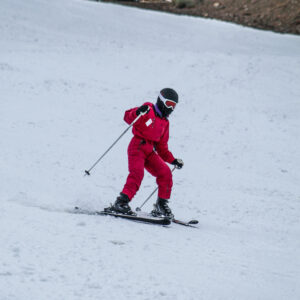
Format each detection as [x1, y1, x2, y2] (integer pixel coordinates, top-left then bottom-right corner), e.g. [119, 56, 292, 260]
[122, 136, 173, 200]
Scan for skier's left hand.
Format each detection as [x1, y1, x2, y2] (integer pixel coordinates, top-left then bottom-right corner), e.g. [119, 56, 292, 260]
[172, 158, 184, 169]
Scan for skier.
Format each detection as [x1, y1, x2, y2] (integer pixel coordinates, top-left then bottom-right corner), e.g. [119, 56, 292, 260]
[110, 88, 184, 218]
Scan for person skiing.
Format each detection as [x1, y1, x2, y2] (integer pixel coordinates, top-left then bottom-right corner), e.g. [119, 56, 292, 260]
[110, 88, 184, 218]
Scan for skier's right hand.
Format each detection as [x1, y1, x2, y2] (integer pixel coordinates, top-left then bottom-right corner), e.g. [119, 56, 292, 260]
[136, 105, 149, 116]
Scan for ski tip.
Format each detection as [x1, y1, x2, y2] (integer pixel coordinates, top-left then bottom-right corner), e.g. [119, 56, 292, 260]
[188, 220, 199, 225]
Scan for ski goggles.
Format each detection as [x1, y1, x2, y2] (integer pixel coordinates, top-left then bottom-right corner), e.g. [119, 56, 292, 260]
[159, 93, 177, 110]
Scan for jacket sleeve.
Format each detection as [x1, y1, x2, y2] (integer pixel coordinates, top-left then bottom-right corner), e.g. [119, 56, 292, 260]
[155, 122, 175, 164]
[124, 107, 138, 125]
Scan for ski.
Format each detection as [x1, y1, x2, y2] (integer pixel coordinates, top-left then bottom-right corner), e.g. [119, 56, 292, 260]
[150, 206, 198, 227]
[72, 207, 171, 226]
[172, 218, 199, 227]
[140, 210, 198, 227]
[71, 207, 198, 227]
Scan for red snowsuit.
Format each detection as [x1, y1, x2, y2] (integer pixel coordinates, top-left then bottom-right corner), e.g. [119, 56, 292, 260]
[122, 102, 175, 200]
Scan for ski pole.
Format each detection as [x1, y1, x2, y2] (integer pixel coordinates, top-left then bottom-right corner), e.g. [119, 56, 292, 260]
[84, 108, 149, 176]
[136, 166, 176, 211]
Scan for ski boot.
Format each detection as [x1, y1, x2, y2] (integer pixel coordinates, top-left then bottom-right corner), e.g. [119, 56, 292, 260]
[151, 197, 174, 219]
[109, 193, 136, 216]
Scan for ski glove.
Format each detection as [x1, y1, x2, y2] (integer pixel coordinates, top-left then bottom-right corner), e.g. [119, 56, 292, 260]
[172, 158, 184, 169]
[136, 105, 149, 116]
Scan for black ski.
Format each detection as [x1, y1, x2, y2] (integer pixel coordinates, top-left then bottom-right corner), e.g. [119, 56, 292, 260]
[172, 218, 199, 227]
[139, 210, 198, 227]
[150, 206, 198, 227]
[73, 207, 171, 226]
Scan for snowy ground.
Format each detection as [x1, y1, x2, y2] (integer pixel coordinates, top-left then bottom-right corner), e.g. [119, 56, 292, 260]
[1, 0, 300, 299]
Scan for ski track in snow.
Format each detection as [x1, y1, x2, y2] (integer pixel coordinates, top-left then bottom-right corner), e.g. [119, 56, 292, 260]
[1, 0, 300, 299]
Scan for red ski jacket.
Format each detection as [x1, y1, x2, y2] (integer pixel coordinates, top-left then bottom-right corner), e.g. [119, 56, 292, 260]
[124, 102, 175, 164]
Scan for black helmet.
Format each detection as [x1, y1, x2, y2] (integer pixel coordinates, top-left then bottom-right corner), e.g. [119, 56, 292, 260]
[156, 88, 178, 118]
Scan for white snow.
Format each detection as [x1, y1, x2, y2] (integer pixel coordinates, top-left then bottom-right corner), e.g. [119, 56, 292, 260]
[1, 0, 300, 299]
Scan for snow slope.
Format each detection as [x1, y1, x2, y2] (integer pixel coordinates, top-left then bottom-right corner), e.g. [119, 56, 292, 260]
[1, 0, 300, 299]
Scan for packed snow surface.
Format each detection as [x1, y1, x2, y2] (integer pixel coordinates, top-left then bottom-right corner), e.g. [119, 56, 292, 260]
[1, 0, 300, 299]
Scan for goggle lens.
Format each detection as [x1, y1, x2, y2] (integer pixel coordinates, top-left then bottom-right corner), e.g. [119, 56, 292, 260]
[165, 100, 176, 109]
